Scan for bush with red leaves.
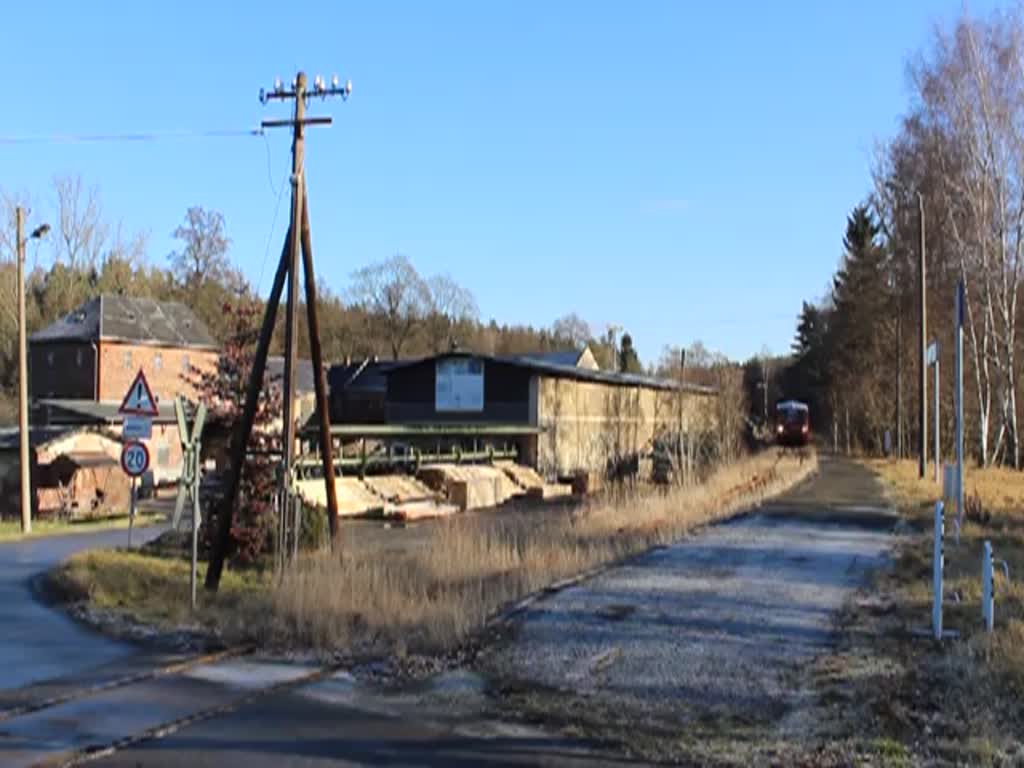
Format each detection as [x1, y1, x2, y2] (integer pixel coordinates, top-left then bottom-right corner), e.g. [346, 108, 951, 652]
[188, 302, 282, 565]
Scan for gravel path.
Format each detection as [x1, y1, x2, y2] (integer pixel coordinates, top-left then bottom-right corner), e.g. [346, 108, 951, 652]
[485, 515, 892, 725]
[482, 457, 897, 737]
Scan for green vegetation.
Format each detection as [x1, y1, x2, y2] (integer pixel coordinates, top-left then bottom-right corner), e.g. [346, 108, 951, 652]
[49, 548, 269, 634]
[0, 513, 164, 543]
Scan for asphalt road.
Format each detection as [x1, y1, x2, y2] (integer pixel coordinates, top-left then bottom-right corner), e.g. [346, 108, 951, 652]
[0, 524, 165, 690]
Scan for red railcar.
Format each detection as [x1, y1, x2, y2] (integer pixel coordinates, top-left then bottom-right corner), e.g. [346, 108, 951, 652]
[775, 400, 810, 447]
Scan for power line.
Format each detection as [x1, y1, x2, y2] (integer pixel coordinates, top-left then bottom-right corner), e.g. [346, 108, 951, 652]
[0, 127, 263, 145]
[255, 169, 288, 295]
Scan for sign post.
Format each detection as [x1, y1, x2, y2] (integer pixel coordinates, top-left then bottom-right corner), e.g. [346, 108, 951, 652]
[120, 441, 150, 545]
[955, 281, 965, 545]
[927, 341, 940, 483]
[119, 370, 158, 546]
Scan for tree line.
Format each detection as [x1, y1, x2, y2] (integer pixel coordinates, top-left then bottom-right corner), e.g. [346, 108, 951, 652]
[0, 176, 661, 422]
[783, 6, 1024, 466]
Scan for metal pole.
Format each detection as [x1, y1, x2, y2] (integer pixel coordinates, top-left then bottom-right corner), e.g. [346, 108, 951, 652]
[982, 540, 994, 633]
[897, 313, 903, 459]
[299, 184, 340, 546]
[934, 353, 940, 483]
[937, 501, 942, 638]
[956, 280, 965, 543]
[933, 500, 944, 640]
[919, 192, 927, 479]
[128, 477, 136, 547]
[191, 448, 199, 612]
[16, 208, 31, 534]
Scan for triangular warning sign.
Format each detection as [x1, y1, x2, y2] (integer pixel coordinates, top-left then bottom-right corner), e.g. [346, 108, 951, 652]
[119, 369, 159, 416]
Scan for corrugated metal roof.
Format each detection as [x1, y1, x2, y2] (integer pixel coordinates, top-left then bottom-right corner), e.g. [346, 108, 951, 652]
[393, 352, 717, 394]
[33, 399, 181, 425]
[30, 295, 217, 349]
[327, 359, 410, 393]
[0, 425, 79, 450]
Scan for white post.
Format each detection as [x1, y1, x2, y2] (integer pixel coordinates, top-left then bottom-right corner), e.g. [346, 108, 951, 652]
[982, 540, 994, 633]
[933, 501, 944, 640]
[955, 281, 965, 545]
[191, 449, 200, 612]
[934, 355, 940, 483]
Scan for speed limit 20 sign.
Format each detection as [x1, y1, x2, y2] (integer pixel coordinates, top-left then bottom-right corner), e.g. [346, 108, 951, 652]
[120, 441, 150, 478]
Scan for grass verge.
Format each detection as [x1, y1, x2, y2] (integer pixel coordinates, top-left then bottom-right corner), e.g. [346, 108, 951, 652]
[48, 548, 270, 640]
[50, 451, 816, 656]
[0, 513, 165, 543]
[807, 459, 1024, 765]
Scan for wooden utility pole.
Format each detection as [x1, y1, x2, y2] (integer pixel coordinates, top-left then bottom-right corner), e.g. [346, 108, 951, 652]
[205, 71, 350, 591]
[918, 191, 927, 479]
[16, 208, 30, 534]
[280, 72, 306, 560]
[16, 208, 48, 535]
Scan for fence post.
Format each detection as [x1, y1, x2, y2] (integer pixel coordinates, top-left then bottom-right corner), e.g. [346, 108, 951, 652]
[982, 540, 994, 633]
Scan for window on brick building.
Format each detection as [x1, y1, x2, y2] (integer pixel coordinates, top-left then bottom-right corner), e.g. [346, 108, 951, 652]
[154, 353, 163, 371]
[123, 350, 132, 369]
[181, 354, 190, 373]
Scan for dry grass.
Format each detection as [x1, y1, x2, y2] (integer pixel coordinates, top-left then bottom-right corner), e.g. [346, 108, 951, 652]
[839, 459, 1024, 762]
[50, 452, 816, 656]
[267, 451, 817, 654]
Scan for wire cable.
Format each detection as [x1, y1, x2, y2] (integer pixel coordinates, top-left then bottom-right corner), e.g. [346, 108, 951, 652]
[0, 127, 263, 145]
[256, 170, 288, 295]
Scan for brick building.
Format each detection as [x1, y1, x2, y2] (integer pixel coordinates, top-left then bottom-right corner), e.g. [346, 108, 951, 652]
[27, 296, 219, 488]
[29, 295, 218, 404]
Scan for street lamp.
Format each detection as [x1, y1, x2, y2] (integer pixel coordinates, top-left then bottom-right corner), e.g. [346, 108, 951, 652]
[16, 207, 49, 534]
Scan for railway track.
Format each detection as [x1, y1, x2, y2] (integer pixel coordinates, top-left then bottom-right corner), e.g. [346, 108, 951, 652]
[0, 648, 337, 768]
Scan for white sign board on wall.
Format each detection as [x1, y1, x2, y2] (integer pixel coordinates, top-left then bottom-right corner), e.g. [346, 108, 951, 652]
[436, 358, 484, 412]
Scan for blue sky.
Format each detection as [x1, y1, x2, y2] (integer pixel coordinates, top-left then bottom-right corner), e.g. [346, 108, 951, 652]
[0, 1, 998, 363]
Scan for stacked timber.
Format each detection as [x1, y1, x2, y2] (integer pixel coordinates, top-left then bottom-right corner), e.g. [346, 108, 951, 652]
[295, 477, 384, 518]
[496, 461, 573, 500]
[417, 464, 524, 511]
[361, 474, 457, 522]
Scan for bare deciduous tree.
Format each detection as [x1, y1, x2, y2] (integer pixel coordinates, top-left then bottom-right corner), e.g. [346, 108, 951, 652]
[425, 273, 478, 353]
[169, 206, 231, 290]
[908, 11, 1024, 466]
[551, 313, 592, 348]
[53, 175, 108, 272]
[349, 253, 429, 360]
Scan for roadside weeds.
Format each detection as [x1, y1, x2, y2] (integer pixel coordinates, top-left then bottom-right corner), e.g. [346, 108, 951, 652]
[267, 451, 818, 655]
[48, 451, 817, 659]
